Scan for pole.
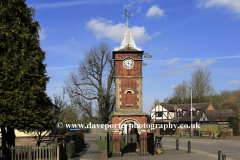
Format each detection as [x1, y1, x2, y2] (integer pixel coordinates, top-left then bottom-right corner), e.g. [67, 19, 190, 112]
[176, 139, 179, 150]
[218, 151, 221, 160]
[188, 141, 191, 153]
[107, 132, 109, 158]
[191, 89, 192, 134]
[222, 155, 226, 160]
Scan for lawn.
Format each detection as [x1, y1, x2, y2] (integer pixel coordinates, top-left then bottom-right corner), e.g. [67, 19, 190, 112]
[95, 140, 108, 149]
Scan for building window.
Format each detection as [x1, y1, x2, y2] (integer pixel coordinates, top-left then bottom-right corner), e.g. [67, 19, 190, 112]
[156, 112, 163, 117]
[183, 111, 186, 116]
[190, 111, 196, 117]
[177, 108, 183, 117]
[192, 111, 196, 116]
[190, 107, 196, 117]
[196, 109, 200, 115]
[177, 111, 183, 117]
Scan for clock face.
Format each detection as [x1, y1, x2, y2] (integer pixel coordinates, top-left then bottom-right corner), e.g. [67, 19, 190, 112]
[124, 58, 134, 69]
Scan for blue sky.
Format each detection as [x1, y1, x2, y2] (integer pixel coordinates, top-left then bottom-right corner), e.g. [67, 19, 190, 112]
[26, 0, 240, 114]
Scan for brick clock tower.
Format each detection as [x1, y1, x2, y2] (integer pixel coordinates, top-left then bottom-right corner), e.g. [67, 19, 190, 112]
[111, 9, 148, 155]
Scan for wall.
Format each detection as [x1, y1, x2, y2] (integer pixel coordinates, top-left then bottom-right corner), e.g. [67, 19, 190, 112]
[199, 124, 220, 134]
[0, 128, 50, 137]
[0, 136, 56, 146]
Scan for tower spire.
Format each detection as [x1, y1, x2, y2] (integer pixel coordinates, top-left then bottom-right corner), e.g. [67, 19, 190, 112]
[114, 9, 141, 51]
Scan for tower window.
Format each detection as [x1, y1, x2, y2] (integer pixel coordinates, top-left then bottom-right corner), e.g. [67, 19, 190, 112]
[126, 91, 133, 106]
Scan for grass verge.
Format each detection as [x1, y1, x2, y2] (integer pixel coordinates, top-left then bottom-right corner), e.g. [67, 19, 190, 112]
[95, 140, 108, 150]
[95, 140, 136, 150]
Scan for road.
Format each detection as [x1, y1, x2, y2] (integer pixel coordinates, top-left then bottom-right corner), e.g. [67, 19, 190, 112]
[85, 133, 240, 160]
[162, 137, 240, 160]
[85, 133, 108, 141]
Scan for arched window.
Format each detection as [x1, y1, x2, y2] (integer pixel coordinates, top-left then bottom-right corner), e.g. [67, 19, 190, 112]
[126, 91, 133, 106]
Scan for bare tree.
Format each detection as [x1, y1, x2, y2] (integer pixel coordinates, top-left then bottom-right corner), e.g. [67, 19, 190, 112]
[190, 68, 215, 102]
[172, 80, 190, 104]
[163, 97, 170, 104]
[65, 42, 115, 124]
[72, 96, 93, 122]
[152, 98, 160, 109]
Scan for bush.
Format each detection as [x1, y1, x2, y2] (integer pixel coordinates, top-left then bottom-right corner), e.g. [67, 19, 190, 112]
[66, 130, 84, 140]
[228, 115, 240, 135]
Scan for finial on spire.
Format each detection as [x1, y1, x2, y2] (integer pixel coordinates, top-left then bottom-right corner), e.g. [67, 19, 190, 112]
[122, 7, 133, 27]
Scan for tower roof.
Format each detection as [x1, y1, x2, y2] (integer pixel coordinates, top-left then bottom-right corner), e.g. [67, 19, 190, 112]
[114, 9, 141, 51]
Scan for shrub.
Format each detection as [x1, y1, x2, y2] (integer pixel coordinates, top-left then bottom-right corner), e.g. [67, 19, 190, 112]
[228, 115, 240, 135]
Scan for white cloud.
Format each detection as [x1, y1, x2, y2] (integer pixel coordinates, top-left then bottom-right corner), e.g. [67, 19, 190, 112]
[66, 37, 79, 44]
[30, 0, 152, 9]
[30, 1, 100, 9]
[162, 47, 169, 52]
[226, 80, 240, 85]
[85, 18, 160, 42]
[171, 85, 178, 89]
[182, 59, 217, 68]
[197, 0, 240, 17]
[166, 58, 180, 65]
[162, 69, 188, 76]
[124, 0, 151, 9]
[137, 6, 142, 13]
[146, 5, 165, 18]
[39, 29, 46, 40]
[155, 47, 169, 52]
[150, 31, 161, 38]
[124, 2, 134, 8]
[150, 55, 240, 62]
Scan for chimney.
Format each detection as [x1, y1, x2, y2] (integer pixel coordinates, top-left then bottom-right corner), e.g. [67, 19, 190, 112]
[174, 104, 177, 117]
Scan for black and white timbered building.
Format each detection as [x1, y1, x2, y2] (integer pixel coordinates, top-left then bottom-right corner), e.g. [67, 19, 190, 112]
[150, 103, 235, 135]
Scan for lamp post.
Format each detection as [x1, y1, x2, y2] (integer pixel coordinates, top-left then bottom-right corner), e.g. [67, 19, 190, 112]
[191, 89, 192, 135]
[142, 53, 152, 66]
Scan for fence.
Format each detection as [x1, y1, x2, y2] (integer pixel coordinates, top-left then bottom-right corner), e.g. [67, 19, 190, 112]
[0, 145, 58, 160]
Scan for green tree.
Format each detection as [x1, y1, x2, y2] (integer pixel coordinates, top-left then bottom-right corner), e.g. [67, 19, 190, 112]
[228, 115, 240, 135]
[59, 105, 79, 124]
[146, 114, 151, 124]
[0, 0, 53, 147]
[162, 97, 170, 104]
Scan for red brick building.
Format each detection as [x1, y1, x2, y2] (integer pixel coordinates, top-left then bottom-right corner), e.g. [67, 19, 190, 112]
[110, 13, 148, 155]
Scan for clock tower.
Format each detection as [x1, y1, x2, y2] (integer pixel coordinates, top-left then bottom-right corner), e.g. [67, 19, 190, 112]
[111, 9, 148, 155]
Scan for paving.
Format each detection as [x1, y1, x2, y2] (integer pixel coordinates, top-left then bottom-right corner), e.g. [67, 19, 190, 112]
[102, 146, 217, 160]
[72, 141, 102, 160]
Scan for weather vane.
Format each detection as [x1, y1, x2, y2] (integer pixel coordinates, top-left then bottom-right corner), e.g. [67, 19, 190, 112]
[122, 7, 133, 27]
